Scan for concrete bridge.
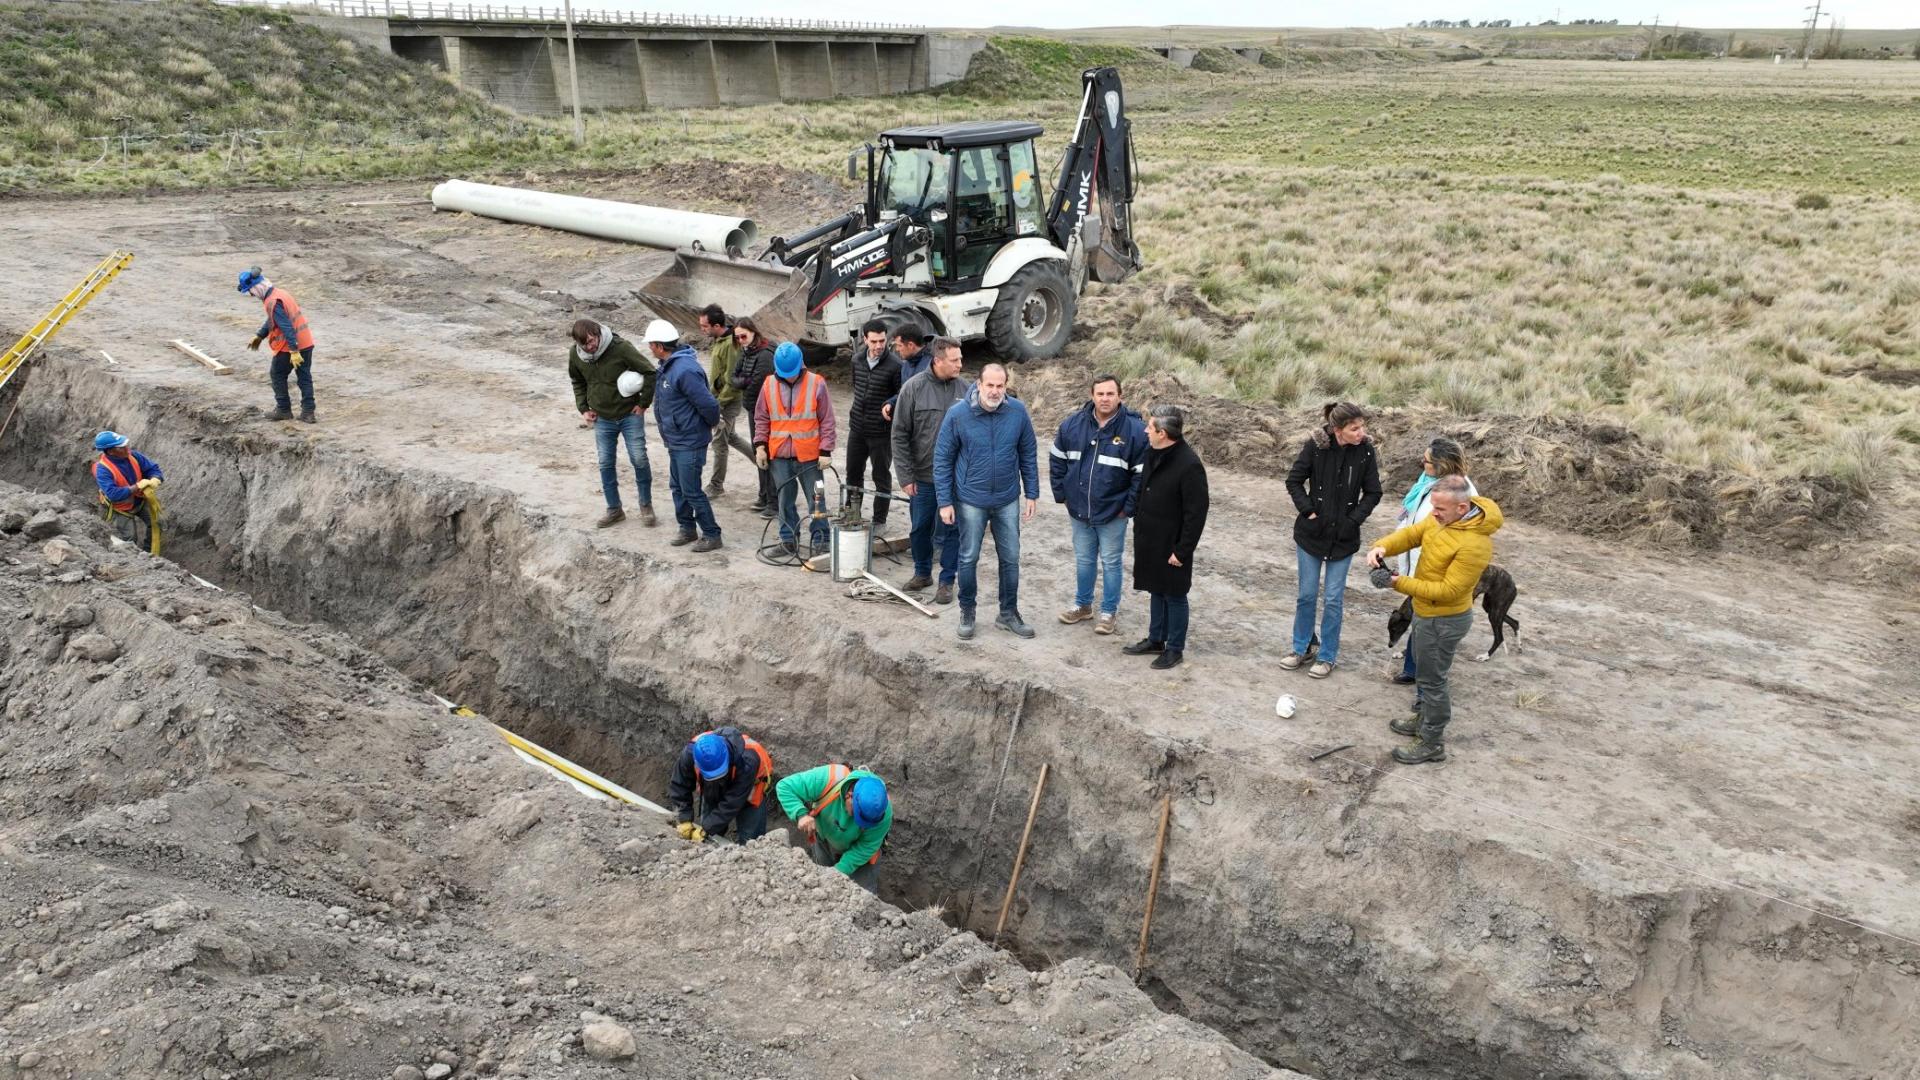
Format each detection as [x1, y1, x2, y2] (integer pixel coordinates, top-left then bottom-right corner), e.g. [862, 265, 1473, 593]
[227, 1, 987, 114]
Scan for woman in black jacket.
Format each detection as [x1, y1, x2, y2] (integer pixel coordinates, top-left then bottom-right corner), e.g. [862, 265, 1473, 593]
[1282, 401, 1381, 678]
[1123, 404, 1209, 670]
[728, 317, 778, 515]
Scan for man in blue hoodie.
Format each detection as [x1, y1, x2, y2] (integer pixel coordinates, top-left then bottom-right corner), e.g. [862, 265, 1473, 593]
[1049, 374, 1148, 635]
[933, 363, 1039, 641]
[642, 319, 723, 552]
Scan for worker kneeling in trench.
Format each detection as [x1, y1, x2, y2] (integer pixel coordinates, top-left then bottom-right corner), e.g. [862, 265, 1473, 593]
[667, 727, 775, 845]
[776, 764, 892, 896]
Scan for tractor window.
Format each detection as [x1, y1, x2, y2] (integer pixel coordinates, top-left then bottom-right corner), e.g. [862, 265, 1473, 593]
[1008, 140, 1044, 238]
[953, 146, 1012, 280]
[879, 147, 948, 220]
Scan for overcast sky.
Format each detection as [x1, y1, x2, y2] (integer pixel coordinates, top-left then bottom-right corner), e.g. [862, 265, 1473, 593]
[679, 2, 1915, 29]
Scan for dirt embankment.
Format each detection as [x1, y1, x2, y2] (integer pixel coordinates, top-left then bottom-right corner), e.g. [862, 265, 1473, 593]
[6, 353, 1917, 1080]
[0, 480, 1290, 1080]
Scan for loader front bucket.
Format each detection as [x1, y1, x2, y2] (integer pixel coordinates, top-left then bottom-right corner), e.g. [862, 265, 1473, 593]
[634, 249, 811, 345]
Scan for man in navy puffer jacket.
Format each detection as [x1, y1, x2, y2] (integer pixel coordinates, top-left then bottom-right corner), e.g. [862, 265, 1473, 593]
[1048, 374, 1148, 634]
[933, 363, 1039, 642]
[642, 319, 723, 552]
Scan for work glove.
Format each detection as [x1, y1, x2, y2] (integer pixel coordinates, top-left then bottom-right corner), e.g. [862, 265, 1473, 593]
[674, 821, 696, 840]
[755, 447, 769, 470]
[687, 825, 706, 844]
[247, 336, 263, 352]
[289, 352, 305, 369]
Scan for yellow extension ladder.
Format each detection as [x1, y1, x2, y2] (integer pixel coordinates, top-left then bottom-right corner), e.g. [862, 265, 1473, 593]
[0, 250, 134, 395]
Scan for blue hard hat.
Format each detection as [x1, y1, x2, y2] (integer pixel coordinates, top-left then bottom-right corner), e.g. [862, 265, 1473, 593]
[773, 341, 803, 380]
[93, 430, 129, 451]
[236, 266, 263, 293]
[692, 733, 730, 781]
[850, 777, 888, 829]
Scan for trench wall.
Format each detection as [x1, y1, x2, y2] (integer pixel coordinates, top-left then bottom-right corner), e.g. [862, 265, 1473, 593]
[6, 356, 1915, 1080]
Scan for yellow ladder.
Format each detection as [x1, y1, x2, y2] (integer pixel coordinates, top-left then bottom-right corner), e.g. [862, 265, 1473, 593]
[0, 250, 135, 395]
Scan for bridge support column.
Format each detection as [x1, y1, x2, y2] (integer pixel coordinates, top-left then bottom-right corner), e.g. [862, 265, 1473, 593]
[636, 39, 720, 108]
[713, 39, 781, 105]
[773, 40, 833, 101]
[547, 36, 647, 111]
[829, 40, 880, 97]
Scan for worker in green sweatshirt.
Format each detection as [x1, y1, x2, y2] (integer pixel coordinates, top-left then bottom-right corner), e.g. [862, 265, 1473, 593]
[774, 763, 892, 895]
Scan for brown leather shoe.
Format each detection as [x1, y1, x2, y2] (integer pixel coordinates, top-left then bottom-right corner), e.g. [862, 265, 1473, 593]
[903, 575, 933, 592]
[638, 506, 658, 528]
[595, 508, 626, 528]
[1058, 605, 1093, 625]
[934, 583, 953, 605]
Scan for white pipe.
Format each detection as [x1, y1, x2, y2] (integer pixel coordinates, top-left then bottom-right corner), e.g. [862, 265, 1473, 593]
[430, 179, 757, 254]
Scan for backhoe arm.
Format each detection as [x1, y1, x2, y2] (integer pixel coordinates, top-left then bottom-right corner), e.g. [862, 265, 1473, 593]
[1045, 66, 1141, 285]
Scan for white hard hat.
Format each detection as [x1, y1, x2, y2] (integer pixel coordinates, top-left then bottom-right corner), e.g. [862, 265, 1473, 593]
[616, 371, 645, 398]
[642, 318, 679, 345]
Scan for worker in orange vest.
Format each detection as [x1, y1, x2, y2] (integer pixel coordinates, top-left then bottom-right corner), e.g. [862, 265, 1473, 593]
[666, 727, 775, 844]
[238, 266, 317, 424]
[752, 342, 836, 557]
[91, 430, 164, 553]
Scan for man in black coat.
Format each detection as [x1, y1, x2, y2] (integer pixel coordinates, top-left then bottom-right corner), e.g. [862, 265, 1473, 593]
[1282, 402, 1382, 678]
[846, 319, 904, 532]
[1124, 404, 1209, 670]
[665, 726, 773, 844]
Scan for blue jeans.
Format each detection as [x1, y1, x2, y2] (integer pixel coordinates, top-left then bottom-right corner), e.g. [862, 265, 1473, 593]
[1071, 515, 1128, 614]
[1148, 592, 1189, 651]
[1293, 546, 1353, 664]
[593, 413, 652, 510]
[956, 500, 1021, 616]
[729, 798, 770, 844]
[770, 456, 827, 548]
[667, 446, 719, 538]
[270, 347, 315, 413]
[909, 483, 957, 584]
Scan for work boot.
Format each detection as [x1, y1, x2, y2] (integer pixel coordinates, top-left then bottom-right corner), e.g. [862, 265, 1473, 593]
[691, 535, 722, 553]
[1278, 652, 1306, 670]
[957, 610, 976, 640]
[1390, 714, 1420, 737]
[1122, 638, 1165, 655]
[758, 504, 776, 519]
[1392, 738, 1447, 765]
[996, 611, 1036, 639]
[902, 575, 933, 592]
[934, 583, 953, 605]
[1058, 604, 1093, 625]
[596, 508, 626, 529]
[1094, 612, 1117, 635]
[1151, 648, 1185, 670]
[638, 506, 658, 528]
[705, 481, 725, 497]
[261, 406, 294, 422]
[670, 530, 697, 547]
[298, 408, 316, 424]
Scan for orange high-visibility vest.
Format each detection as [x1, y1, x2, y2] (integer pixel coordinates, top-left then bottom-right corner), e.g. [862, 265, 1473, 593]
[693, 730, 774, 808]
[93, 453, 144, 513]
[759, 371, 824, 462]
[809, 763, 878, 866]
[261, 286, 315, 353]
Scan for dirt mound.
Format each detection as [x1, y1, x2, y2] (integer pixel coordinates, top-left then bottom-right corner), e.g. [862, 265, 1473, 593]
[0, 480, 1289, 1080]
[1017, 364, 1868, 555]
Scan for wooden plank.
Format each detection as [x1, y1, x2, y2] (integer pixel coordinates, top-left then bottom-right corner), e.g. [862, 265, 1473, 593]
[860, 571, 938, 618]
[168, 339, 231, 374]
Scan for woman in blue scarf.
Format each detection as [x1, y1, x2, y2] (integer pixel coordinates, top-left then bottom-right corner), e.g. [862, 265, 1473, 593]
[1391, 436, 1474, 687]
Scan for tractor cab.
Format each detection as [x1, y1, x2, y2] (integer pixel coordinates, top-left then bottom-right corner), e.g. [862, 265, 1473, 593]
[868, 121, 1048, 285]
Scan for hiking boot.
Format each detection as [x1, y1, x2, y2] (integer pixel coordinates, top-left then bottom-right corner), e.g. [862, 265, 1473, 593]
[261, 407, 295, 422]
[691, 535, 722, 553]
[1278, 652, 1306, 670]
[638, 506, 658, 528]
[1151, 648, 1185, 670]
[1307, 660, 1335, 679]
[903, 575, 933, 592]
[595, 508, 626, 529]
[958, 611, 976, 640]
[1059, 605, 1094, 625]
[1122, 638, 1165, 655]
[705, 481, 725, 497]
[1094, 612, 1117, 636]
[1392, 739, 1447, 765]
[758, 504, 776, 519]
[996, 612, 1036, 639]
[1391, 671, 1416, 685]
[1390, 714, 1420, 737]
[669, 530, 698, 547]
[298, 409, 316, 424]
[934, 583, 954, 605]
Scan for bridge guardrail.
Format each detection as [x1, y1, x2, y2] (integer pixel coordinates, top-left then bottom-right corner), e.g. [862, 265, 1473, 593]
[213, 0, 922, 31]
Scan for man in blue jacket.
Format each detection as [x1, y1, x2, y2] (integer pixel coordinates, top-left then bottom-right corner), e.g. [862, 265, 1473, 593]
[933, 363, 1039, 641]
[642, 319, 723, 552]
[1049, 374, 1148, 635]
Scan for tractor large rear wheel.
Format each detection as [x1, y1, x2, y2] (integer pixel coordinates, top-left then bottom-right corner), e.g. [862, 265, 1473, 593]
[985, 261, 1075, 362]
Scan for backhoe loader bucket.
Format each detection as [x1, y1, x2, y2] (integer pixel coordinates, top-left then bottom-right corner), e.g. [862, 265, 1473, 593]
[634, 249, 811, 345]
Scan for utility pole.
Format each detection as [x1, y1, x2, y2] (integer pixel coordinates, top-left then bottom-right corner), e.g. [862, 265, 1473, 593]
[1646, 16, 1660, 60]
[1799, 0, 1823, 67]
[561, 0, 585, 146]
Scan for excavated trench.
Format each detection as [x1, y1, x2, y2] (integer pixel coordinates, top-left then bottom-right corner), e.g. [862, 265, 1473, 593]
[5, 355, 1915, 1080]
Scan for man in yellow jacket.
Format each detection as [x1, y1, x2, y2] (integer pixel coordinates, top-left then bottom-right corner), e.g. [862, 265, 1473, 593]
[1366, 475, 1503, 764]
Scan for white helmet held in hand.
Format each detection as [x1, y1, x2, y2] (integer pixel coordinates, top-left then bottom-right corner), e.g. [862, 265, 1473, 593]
[642, 318, 679, 345]
[616, 371, 645, 398]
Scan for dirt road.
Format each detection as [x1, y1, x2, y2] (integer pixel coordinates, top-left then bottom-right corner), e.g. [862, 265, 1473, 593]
[1, 176, 1916, 1078]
